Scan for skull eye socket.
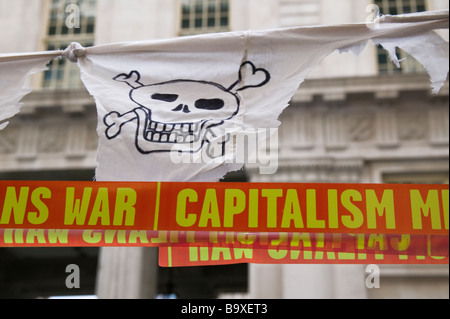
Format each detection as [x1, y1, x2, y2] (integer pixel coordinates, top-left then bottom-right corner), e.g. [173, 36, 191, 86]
[151, 93, 179, 103]
[195, 99, 225, 110]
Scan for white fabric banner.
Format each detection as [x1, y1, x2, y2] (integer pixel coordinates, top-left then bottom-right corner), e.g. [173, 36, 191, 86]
[0, 52, 60, 131]
[74, 10, 448, 182]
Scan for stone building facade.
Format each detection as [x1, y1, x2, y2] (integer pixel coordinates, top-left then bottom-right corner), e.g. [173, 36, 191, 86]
[0, 0, 448, 298]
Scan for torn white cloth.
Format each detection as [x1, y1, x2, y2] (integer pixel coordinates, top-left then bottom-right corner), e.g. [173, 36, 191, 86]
[0, 52, 60, 131]
[73, 9, 448, 182]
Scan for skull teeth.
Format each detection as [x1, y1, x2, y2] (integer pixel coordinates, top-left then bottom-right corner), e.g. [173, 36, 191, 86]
[145, 120, 204, 144]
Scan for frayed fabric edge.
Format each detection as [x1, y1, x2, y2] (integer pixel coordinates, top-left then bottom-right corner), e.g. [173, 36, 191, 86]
[374, 31, 449, 94]
[0, 57, 57, 131]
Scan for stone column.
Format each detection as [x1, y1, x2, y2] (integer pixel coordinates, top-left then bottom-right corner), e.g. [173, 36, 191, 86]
[249, 264, 283, 299]
[248, 238, 368, 299]
[248, 100, 368, 298]
[95, 247, 159, 299]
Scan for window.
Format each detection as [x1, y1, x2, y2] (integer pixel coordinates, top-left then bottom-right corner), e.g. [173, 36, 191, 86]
[43, 0, 97, 89]
[374, 0, 426, 74]
[180, 0, 229, 35]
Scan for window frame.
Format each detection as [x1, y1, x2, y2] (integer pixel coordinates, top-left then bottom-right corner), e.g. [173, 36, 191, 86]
[374, 0, 427, 75]
[41, 0, 97, 89]
[179, 0, 230, 36]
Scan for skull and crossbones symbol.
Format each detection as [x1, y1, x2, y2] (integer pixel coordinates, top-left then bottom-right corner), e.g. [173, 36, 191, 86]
[104, 61, 270, 155]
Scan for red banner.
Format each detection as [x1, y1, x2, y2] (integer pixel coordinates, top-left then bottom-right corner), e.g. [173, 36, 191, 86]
[159, 242, 449, 267]
[1, 181, 448, 235]
[158, 233, 449, 267]
[1, 181, 448, 266]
